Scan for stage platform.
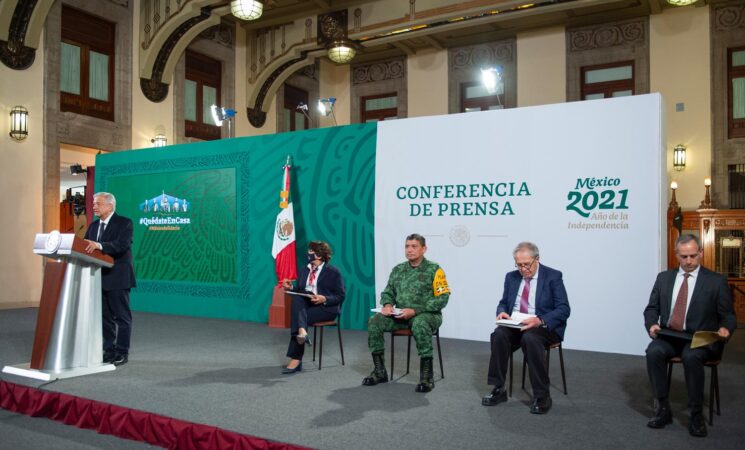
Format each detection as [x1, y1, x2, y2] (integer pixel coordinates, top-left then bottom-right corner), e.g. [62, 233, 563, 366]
[1, 308, 744, 449]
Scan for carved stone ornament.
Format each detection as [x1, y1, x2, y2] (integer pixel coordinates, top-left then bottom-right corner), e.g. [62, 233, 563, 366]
[714, 4, 745, 31]
[140, 6, 215, 102]
[199, 23, 234, 48]
[317, 10, 348, 46]
[248, 52, 310, 127]
[352, 59, 405, 85]
[449, 42, 513, 72]
[569, 20, 645, 52]
[0, 0, 37, 70]
[140, 77, 169, 103]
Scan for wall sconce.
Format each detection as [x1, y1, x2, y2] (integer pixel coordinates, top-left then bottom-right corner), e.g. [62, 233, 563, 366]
[151, 134, 167, 147]
[317, 97, 337, 126]
[667, 0, 698, 6]
[673, 144, 686, 171]
[230, 0, 263, 21]
[9, 105, 28, 141]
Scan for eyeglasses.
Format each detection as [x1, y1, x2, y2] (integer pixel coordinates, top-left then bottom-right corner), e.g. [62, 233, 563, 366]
[515, 258, 536, 269]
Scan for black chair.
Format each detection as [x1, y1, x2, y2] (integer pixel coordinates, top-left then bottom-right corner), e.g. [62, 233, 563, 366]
[666, 356, 720, 425]
[508, 342, 567, 397]
[389, 328, 444, 379]
[311, 319, 344, 370]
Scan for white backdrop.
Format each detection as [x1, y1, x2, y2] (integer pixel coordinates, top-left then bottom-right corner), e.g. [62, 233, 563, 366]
[374, 94, 666, 356]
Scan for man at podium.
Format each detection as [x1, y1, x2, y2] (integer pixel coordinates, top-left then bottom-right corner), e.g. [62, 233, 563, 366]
[84, 192, 136, 366]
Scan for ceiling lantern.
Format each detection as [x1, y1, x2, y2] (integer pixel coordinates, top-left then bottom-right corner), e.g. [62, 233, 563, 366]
[230, 0, 263, 21]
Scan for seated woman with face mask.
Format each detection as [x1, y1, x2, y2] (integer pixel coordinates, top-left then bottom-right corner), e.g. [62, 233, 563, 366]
[280, 241, 346, 374]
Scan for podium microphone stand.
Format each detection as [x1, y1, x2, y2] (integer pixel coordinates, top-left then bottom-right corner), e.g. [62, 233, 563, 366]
[2, 231, 117, 380]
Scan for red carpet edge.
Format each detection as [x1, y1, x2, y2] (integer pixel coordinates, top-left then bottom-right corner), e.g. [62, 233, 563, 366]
[0, 380, 310, 450]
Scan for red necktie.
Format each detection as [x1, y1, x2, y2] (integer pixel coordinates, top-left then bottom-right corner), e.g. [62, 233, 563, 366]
[308, 267, 318, 287]
[520, 277, 532, 313]
[669, 273, 690, 331]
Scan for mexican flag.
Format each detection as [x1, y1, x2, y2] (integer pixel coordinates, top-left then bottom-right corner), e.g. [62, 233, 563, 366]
[271, 160, 297, 283]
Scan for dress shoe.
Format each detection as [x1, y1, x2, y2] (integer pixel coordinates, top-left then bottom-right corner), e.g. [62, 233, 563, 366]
[281, 363, 303, 375]
[103, 352, 116, 364]
[296, 334, 312, 346]
[112, 354, 128, 366]
[689, 412, 707, 437]
[482, 387, 508, 406]
[646, 407, 673, 429]
[529, 396, 552, 414]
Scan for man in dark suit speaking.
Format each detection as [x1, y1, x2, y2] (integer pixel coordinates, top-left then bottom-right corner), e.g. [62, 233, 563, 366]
[644, 234, 735, 437]
[84, 192, 136, 366]
[482, 241, 570, 414]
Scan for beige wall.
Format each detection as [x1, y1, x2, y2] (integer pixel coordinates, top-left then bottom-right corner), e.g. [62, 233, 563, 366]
[319, 59, 350, 128]
[651, 6, 711, 210]
[131, 0, 174, 150]
[407, 49, 448, 118]
[0, 35, 45, 308]
[516, 27, 566, 107]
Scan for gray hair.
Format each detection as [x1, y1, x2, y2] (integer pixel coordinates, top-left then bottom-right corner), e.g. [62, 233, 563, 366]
[94, 192, 116, 210]
[513, 241, 539, 258]
[675, 234, 702, 253]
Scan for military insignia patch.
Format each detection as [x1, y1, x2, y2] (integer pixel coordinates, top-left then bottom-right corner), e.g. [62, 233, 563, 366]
[433, 268, 451, 297]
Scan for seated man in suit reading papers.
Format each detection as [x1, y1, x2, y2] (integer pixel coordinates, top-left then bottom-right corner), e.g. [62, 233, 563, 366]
[482, 242, 570, 414]
[643, 234, 735, 437]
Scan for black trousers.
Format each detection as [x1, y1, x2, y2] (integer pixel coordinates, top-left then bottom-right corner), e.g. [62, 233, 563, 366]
[102, 289, 132, 356]
[645, 336, 722, 413]
[286, 295, 337, 360]
[487, 326, 561, 399]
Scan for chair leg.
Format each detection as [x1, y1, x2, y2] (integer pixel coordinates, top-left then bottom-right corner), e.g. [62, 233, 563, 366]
[508, 352, 514, 397]
[337, 325, 345, 365]
[406, 335, 411, 375]
[390, 334, 395, 380]
[666, 362, 673, 394]
[558, 345, 567, 395]
[714, 366, 720, 416]
[318, 326, 324, 370]
[708, 367, 714, 426]
[521, 357, 527, 391]
[436, 332, 444, 378]
[312, 326, 318, 362]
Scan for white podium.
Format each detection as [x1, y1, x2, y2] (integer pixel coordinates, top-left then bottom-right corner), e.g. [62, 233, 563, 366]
[2, 231, 117, 380]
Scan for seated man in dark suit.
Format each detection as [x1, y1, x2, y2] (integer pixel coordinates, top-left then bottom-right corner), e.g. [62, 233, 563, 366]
[482, 241, 570, 414]
[644, 234, 735, 437]
[280, 241, 345, 374]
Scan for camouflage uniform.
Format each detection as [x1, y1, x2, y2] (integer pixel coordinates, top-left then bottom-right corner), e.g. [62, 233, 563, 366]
[368, 258, 450, 358]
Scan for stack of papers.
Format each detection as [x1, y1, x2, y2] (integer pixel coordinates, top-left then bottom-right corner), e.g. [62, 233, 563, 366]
[496, 312, 536, 328]
[371, 307, 404, 316]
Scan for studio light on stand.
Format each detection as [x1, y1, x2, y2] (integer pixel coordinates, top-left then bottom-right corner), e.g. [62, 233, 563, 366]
[296, 102, 316, 128]
[480, 67, 503, 106]
[211, 105, 237, 138]
[317, 97, 337, 126]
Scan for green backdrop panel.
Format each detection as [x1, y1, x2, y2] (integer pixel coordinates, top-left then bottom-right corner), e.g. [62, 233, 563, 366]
[94, 123, 377, 330]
